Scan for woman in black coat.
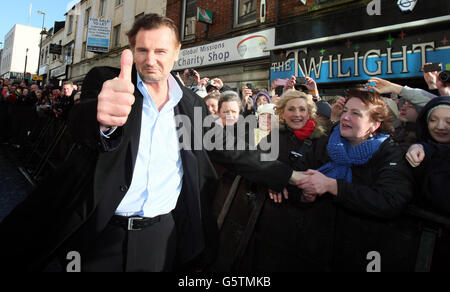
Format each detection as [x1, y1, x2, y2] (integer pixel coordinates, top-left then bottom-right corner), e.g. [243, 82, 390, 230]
[406, 96, 450, 214]
[244, 90, 330, 272]
[270, 89, 416, 271]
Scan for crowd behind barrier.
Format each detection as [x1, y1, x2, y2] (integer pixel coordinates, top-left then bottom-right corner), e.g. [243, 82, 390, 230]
[0, 64, 449, 272]
[0, 79, 79, 184]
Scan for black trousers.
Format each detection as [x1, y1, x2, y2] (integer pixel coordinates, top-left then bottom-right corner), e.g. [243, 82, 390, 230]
[81, 213, 177, 272]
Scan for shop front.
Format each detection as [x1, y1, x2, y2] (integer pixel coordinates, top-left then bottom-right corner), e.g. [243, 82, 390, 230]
[49, 65, 67, 87]
[269, 0, 450, 96]
[174, 28, 276, 91]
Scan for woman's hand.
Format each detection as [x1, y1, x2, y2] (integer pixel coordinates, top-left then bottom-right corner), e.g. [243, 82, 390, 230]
[305, 77, 320, 100]
[269, 188, 289, 204]
[367, 77, 403, 95]
[297, 170, 338, 196]
[284, 76, 296, 91]
[406, 144, 425, 168]
[422, 63, 439, 90]
[198, 78, 210, 88]
[331, 97, 346, 123]
[241, 86, 253, 109]
[212, 78, 224, 90]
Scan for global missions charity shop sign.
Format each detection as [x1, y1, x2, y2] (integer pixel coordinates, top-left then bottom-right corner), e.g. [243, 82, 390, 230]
[174, 28, 275, 70]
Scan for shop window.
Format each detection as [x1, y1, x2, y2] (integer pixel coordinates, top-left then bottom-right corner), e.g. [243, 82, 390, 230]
[234, 0, 257, 27]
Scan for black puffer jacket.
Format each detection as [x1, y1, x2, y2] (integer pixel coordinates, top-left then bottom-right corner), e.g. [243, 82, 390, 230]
[291, 135, 417, 271]
[413, 96, 450, 215]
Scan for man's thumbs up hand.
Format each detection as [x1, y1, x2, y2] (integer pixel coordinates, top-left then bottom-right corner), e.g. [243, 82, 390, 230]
[98, 49, 135, 129]
[119, 49, 133, 82]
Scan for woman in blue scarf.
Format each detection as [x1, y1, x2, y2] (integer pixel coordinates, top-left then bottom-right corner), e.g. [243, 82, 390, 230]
[272, 89, 416, 271]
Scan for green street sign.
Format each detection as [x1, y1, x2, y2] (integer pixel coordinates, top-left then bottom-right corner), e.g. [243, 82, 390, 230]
[197, 8, 213, 24]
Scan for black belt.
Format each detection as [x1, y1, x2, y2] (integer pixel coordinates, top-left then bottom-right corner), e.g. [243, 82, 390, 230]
[110, 215, 166, 231]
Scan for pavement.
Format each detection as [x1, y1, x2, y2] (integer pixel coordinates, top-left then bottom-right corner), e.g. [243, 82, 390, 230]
[0, 144, 63, 271]
[0, 145, 32, 222]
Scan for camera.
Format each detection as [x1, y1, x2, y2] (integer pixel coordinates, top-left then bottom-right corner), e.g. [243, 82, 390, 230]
[188, 69, 196, 77]
[439, 71, 450, 84]
[424, 63, 442, 73]
[295, 77, 307, 85]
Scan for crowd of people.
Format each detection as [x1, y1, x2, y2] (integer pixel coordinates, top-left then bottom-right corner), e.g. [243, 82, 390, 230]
[179, 65, 450, 271]
[0, 13, 448, 272]
[1, 66, 449, 272]
[0, 78, 80, 149]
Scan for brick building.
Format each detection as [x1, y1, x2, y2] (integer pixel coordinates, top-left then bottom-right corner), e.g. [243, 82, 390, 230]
[167, 0, 450, 95]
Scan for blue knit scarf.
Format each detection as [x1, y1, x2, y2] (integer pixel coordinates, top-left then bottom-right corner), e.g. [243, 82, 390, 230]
[317, 125, 389, 182]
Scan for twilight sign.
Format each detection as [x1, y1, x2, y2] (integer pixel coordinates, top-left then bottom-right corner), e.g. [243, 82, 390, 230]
[271, 41, 450, 84]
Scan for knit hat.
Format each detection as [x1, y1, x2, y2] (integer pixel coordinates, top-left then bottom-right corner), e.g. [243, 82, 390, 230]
[427, 104, 450, 122]
[256, 103, 276, 118]
[316, 101, 332, 119]
[417, 96, 450, 142]
[382, 97, 400, 119]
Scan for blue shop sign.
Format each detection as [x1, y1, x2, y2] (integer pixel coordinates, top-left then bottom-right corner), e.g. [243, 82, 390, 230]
[271, 37, 450, 84]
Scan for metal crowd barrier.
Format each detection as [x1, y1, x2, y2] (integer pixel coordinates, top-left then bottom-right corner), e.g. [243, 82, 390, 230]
[18, 115, 76, 186]
[214, 174, 450, 272]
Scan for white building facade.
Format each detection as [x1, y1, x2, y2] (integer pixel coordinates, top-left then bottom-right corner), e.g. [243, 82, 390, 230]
[1, 24, 42, 81]
[63, 0, 167, 84]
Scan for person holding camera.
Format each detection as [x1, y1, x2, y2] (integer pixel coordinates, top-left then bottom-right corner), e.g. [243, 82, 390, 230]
[423, 63, 450, 96]
[241, 84, 254, 117]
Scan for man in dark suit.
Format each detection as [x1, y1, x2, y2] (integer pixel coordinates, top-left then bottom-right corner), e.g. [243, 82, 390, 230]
[0, 14, 302, 272]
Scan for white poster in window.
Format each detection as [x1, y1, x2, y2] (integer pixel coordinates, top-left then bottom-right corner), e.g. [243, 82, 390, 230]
[86, 18, 112, 53]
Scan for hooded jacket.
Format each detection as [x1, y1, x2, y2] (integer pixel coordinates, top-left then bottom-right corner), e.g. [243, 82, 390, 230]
[414, 96, 450, 214]
[253, 92, 272, 112]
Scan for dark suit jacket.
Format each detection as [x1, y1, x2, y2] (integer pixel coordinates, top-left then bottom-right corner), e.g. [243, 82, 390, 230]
[0, 65, 292, 271]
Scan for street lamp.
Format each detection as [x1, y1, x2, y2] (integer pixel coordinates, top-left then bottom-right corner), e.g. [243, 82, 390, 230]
[37, 10, 47, 81]
[24, 48, 29, 81]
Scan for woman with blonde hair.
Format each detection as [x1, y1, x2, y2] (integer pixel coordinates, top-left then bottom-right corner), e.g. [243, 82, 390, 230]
[241, 90, 329, 271]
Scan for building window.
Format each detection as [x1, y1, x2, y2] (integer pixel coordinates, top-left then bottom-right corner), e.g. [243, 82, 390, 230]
[65, 43, 74, 64]
[316, 0, 339, 4]
[135, 13, 144, 21]
[85, 8, 91, 26]
[82, 42, 87, 59]
[113, 24, 121, 47]
[116, 0, 123, 6]
[99, 0, 106, 17]
[234, 0, 257, 27]
[67, 15, 73, 34]
[182, 0, 196, 41]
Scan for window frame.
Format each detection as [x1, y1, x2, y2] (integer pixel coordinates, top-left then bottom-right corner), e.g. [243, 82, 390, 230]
[233, 0, 258, 28]
[181, 0, 197, 41]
